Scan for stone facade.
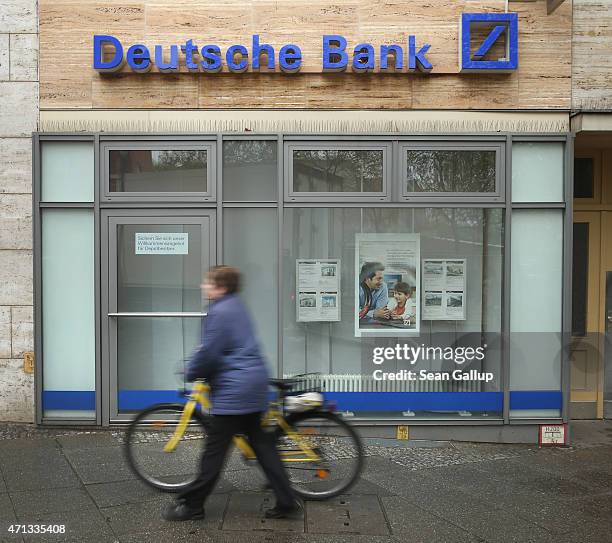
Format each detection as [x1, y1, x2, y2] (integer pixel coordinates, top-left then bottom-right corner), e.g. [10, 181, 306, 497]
[0, 0, 38, 422]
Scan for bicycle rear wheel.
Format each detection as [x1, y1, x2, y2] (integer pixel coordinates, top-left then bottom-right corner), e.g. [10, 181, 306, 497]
[124, 403, 208, 492]
[277, 410, 364, 500]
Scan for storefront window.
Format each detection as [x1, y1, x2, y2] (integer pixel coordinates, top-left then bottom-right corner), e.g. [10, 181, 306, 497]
[404, 149, 497, 193]
[512, 142, 564, 202]
[41, 141, 94, 202]
[289, 145, 389, 196]
[109, 149, 208, 193]
[223, 140, 277, 201]
[282, 207, 503, 419]
[42, 209, 95, 419]
[510, 209, 563, 418]
[224, 208, 278, 372]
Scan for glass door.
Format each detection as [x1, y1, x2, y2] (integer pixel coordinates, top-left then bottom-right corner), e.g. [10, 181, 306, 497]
[103, 210, 215, 420]
[570, 211, 602, 419]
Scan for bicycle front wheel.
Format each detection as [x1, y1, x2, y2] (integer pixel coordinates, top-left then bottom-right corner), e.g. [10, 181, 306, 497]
[124, 403, 208, 492]
[277, 410, 364, 500]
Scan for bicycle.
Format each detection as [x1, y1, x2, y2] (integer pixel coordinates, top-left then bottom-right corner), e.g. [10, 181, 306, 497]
[123, 375, 364, 500]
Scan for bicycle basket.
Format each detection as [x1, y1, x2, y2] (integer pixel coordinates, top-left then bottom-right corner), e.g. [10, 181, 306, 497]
[284, 392, 324, 413]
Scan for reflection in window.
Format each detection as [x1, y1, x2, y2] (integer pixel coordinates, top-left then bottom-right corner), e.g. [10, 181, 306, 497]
[282, 206, 504, 419]
[293, 149, 384, 193]
[223, 141, 277, 201]
[109, 150, 207, 192]
[406, 150, 496, 193]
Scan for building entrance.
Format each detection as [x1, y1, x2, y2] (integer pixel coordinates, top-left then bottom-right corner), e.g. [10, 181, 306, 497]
[572, 135, 612, 419]
[102, 209, 215, 423]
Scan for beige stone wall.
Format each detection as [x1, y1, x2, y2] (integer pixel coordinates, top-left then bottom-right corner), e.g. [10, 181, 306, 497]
[0, 0, 38, 422]
[573, 0, 612, 110]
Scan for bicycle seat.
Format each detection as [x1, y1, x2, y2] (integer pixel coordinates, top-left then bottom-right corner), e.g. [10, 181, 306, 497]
[269, 379, 298, 391]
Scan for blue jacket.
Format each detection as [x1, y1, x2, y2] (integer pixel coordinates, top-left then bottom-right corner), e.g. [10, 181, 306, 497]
[186, 294, 270, 415]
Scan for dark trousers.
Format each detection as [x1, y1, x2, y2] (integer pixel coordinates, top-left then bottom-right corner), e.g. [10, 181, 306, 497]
[178, 412, 295, 509]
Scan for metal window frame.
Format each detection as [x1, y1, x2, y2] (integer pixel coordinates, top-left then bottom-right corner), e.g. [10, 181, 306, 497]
[33, 133, 100, 426]
[31, 130, 572, 430]
[100, 139, 216, 203]
[399, 141, 505, 202]
[285, 141, 392, 203]
[101, 208, 216, 424]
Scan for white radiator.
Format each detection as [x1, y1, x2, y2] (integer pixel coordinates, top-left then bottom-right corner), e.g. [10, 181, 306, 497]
[284, 374, 482, 393]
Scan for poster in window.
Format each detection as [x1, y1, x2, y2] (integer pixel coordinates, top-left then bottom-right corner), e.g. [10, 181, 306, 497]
[355, 234, 420, 337]
[422, 259, 466, 320]
[296, 259, 340, 322]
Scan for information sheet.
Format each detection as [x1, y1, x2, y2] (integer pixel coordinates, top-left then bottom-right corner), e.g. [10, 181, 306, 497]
[135, 233, 189, 255]
[422, 259, 466, 320]
[296, 259, 340, 322]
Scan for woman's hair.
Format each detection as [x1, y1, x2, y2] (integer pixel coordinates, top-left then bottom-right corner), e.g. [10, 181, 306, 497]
[393, 282, 411, 296]
[207, 265, 241, 294]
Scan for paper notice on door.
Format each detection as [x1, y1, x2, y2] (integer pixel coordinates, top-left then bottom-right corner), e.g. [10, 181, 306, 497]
[135, 233, 189, 255]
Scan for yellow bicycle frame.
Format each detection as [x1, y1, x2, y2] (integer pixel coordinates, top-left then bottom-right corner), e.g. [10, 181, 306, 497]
[162, 382, 321, 464]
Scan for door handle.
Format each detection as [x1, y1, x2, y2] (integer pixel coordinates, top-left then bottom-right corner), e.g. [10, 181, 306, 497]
[108, 312, 207, 317]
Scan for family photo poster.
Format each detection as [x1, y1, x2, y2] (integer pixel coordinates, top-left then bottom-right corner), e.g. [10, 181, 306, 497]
[355, 233, 420, 337]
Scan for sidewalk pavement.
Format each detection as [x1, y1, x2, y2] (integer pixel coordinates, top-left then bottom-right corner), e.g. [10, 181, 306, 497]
[0, 420, 611, 543]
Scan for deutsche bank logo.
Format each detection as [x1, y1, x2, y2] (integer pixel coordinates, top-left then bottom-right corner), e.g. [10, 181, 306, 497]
[460, 13, 518, 72]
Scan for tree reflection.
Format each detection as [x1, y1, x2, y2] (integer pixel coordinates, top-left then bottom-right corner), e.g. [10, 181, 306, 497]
[294, 150, 383, 193]
[406, 150, 496, 193]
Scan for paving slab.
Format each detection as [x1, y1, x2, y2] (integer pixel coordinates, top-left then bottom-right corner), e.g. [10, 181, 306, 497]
[0, 475, 7, 494]
[0, 494, 15, 522]
[61, 446, 136, 485]
[101, 493, 227, 536]
[381, 496, 477, 543]
[469, 457, 594, 502]
[84, 479, 165, 509]
[18, 508, 114, 543]
[56, 433, 119, 451]
[0, 520, 24, 543]
[0, 450, 80, 493]
[10, 487, 96, 520]
[305, 494, 389, 536]
[340, 476, 395, 497]
[0, 439, 59, 457]
[222, 492, 303, 533]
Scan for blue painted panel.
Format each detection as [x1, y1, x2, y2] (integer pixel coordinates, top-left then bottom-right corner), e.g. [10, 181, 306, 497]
[115, 390, 562, 413]
[326, 392, 503, 412]
[118, 390, 186, 410]
[43, 391, 96, 411]
[509, 391, 562, 410]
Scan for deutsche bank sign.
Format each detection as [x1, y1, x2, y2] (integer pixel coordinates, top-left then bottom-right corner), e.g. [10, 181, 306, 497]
[459, 13, 518, 72]
[93, 12, 519, 75]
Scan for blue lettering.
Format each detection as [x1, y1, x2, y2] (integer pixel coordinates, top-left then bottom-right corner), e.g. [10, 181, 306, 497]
[353, 43, 375, 72]
[93, 35, 124, 72]
[201, 45, 222, 72]
[380, 44, 404, 71]
[279, 44, 301, 73]
[181, 39, 200, 71]
[126, 44, 151, 72]
[408, 35, 432, 72]
[322, 35, 348, 71]
[252, 35, 275, 71]
[154, 45, 178, 73]
[226, 45, 248, 72]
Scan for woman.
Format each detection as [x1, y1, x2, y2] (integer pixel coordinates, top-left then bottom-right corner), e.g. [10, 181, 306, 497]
[163, 265, 299, 521]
